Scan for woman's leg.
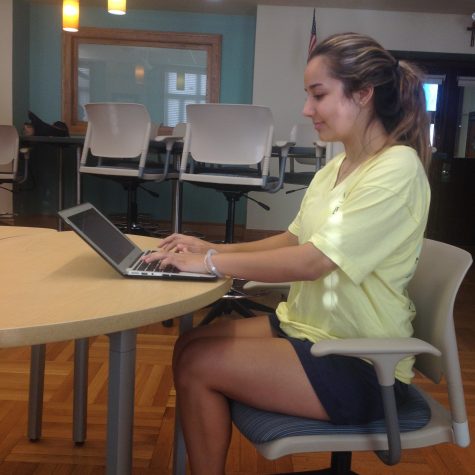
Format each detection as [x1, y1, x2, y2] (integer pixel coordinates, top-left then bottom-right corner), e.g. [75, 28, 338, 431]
[172, 314, 276, 370]
[174, 318, 330, 475]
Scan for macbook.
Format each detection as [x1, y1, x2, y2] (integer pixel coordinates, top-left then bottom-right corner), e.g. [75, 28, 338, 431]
[58, 203, 216, 281]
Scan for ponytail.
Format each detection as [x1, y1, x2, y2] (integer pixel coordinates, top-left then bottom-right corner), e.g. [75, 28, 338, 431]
[309, 33, 431, 169]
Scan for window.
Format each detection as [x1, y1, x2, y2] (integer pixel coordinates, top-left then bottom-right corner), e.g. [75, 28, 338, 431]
[62, 27, 221, 134]
[423, 75, 444, 146]
[165, 72, 207, 126]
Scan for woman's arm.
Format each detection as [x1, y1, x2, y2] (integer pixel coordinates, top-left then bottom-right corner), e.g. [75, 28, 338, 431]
[158, 230, 298, 254]
[144, 240, 336, 283]
[210, 242, 336, 282]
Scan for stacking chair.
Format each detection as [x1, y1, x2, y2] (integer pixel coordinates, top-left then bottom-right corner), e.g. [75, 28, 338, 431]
[79, 103, 176, 235]
[0, 125, 30, 218]
[180, 103, 288, 322]
[284, 123, 326, 188]
[233, 239, 472, 474]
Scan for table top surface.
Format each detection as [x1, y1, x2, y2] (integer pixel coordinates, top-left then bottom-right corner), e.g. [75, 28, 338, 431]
[19, 135, 316, 156]
[0, 227, 231, 348]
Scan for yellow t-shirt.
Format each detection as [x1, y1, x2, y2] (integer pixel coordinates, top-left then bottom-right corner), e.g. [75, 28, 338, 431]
[276, 145, 431, 383]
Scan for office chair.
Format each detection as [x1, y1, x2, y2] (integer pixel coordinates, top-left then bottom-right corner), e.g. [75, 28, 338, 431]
[0, 125, 30, 220]
[180, 103, 288, 323]
[284, 123, 326, 189]
[233, 239, 472, 474]
[79, 103, 176, 235]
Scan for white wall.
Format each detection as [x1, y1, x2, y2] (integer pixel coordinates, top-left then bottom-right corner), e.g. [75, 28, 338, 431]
[0, 0, 13, 214]
[248, 5, 475, 231]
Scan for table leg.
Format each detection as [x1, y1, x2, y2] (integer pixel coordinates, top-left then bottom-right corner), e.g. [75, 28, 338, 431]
[73, 338, 89, 444]
[76, 146, 82, 205]
[172, 314, 194, 475]
[58, 148, 64, 231]
[171, 179, 183, 234]
[106, 329, 137, 475]
[28, 344, 46, 441]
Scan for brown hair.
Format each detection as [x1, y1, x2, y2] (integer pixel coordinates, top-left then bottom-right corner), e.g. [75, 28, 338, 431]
[309, 32, 431, 169]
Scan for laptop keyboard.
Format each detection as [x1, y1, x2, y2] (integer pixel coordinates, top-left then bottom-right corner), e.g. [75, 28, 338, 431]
[132, 251, 180, 274]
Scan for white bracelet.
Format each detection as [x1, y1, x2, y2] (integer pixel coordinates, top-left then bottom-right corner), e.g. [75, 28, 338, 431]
[204, 249, 224, 278]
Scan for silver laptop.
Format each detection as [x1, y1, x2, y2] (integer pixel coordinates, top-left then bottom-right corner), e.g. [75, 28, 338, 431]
[58, 203, 216, 281]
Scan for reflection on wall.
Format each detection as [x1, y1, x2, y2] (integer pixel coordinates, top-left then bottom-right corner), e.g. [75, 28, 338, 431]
[78, 44, 207, 127]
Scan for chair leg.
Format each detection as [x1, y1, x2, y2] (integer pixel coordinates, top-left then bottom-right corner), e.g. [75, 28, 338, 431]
[329, 452, 359, 474]
[126, 184, 140, 234]
[277, 452, 359, 475]
[223, 191, 241, 243]
[199, 190, 277, 324]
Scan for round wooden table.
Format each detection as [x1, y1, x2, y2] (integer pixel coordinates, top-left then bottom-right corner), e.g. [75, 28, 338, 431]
[0, 227, 231, 474]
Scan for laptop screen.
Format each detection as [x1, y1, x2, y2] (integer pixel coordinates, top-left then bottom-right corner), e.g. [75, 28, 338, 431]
[67, 207, 136, 265]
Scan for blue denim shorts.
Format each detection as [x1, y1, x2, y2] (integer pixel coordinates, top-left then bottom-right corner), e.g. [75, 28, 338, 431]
[268, 313, 409, 425]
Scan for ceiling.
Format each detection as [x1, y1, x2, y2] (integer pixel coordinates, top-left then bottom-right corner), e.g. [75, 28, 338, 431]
[31, 0, 475, 16]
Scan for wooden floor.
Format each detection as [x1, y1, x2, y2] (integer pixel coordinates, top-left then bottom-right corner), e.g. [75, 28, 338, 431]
[0, 217, 474, 474]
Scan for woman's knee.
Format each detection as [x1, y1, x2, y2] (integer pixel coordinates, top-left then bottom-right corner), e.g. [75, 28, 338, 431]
[173, 337, 211, 390]
[172, 326, 206, 369]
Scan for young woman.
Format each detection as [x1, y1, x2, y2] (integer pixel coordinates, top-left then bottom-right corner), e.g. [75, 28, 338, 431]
[143, 32, 431, 474]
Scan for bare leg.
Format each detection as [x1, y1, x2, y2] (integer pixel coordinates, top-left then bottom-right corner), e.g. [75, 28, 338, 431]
[172, 315, 277, 371]
[173, 316, 329, 475]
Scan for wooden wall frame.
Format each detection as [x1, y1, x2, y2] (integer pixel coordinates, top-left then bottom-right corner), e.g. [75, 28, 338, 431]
[62, 27, 222, 135]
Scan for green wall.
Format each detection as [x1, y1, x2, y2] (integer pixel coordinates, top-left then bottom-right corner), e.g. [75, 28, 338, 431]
[15, 3, 256, 229]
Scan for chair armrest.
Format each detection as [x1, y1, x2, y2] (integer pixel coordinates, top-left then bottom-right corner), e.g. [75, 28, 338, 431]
[242, 281, 292, 292]
[155, 134, 184, 142]
[274, 140, 295, 148]
[266, 141, 295, 193]
[311, 337, 441, 386]
[17, 147, 30, 184]
[154, 134, 184, 150]
[312, 337, 440, 466]
[154, 135, 184, 178]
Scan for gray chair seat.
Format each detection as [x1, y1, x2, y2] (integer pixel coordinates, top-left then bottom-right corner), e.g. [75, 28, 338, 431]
[232, 385, 430, 443]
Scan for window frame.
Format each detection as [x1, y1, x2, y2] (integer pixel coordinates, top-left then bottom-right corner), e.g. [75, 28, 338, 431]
[62, 27, 221, 134]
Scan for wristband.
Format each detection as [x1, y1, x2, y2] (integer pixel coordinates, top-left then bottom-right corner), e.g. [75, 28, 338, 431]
[204, 249, 224, 278]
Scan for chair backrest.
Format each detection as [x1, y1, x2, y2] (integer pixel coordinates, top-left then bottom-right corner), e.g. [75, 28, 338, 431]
[0, 125, 19, 177]
[82, 103, 151, 161]
[173, 122, 187, 137]
[290, 123, 319, 148]
[408, 239, 472, 424]
[289, 123, 321, 165]
[181, 104, 274, 172]
[409, 239, 472, 380]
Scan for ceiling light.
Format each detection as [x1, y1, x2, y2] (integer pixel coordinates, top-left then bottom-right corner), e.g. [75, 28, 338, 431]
[62, 0, 79, 32]
[108, 0, 126, 15]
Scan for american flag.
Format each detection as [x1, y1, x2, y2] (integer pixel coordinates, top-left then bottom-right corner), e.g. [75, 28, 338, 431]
[307, 9, 317, 60]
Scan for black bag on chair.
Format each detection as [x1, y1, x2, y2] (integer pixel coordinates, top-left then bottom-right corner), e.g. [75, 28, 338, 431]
[28, 111, 69, 137]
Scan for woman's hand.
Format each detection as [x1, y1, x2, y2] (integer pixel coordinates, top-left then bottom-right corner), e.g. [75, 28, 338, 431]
[142, 249, 209, 275]
[158, 233, 213, 254]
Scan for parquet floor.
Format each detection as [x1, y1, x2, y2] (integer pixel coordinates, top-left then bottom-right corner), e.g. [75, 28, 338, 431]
[0, 219, 474, 473]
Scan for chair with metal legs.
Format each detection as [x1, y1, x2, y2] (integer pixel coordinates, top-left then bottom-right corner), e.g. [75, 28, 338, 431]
[79, 102, 177, 235]
[0, 125, 30, 219]
[179, 103, 289, 324]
